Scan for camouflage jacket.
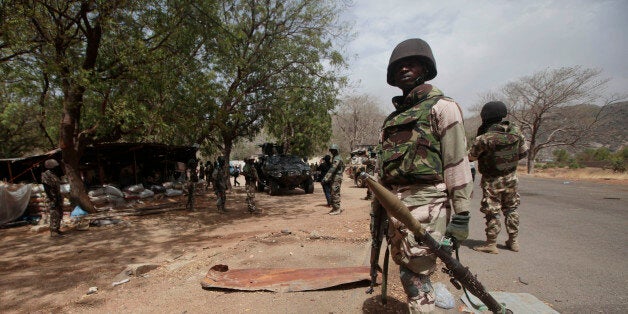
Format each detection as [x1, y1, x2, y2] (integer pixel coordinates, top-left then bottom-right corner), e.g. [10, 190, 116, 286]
[323, 155, 344, 182]
[41, 170, 62, 208]
[378, 84, 472, 214]
[379, 84, 445, 185]
[469, 121, 528, 177]
[242, 163, 259, 184]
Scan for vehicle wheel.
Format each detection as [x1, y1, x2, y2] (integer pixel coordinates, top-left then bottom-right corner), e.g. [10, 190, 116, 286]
[304, 178, 314, 194]
[269, 181, 280, 196]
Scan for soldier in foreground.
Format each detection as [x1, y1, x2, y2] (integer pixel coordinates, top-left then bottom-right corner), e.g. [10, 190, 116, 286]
[242, 156, 261, 214]
[322, 144, 344, 215]
[41, 159, 64, 237]
[469, 101, 528, 254]
[212, 156, 228, 213]
[378, 38, 473, 313]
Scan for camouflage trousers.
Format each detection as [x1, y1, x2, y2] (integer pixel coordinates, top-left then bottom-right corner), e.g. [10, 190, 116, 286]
[480, 172, 520, 240]
[186, 182, 196, 210]
[215, 190, 226, 211]
[387, 183, 449, 313]
[245, 183, 257, 212]
[49, 204, 62, 233]
[330, 177, 342, 210]
[400, 265, 435, 313]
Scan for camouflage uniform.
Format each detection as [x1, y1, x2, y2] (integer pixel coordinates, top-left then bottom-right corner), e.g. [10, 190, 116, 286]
[186, 158, 198, 211]
[323, 149, 344, 215]
[243, 159, 260, 214]
[41, 161, 64, 237]
[469, 121, 528, 252]
[212, 160, 228, 212]
[379, 85, 473, 312]
[363, 155, 376, 200]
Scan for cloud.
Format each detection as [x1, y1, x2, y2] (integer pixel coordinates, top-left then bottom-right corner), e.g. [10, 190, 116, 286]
[341, 0, 628, 115]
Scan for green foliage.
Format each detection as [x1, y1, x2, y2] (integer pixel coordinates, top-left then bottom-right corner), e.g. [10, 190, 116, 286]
[553, 149, 570, 164]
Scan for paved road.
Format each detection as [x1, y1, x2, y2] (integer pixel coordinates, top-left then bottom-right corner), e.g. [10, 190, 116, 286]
[459, 175, 627, 313]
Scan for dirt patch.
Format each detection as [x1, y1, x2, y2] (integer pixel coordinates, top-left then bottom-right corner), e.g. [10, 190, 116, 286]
[1, 178, 434, 313]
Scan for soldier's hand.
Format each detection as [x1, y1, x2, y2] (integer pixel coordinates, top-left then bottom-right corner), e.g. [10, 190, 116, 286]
[445, 212, 470, 246]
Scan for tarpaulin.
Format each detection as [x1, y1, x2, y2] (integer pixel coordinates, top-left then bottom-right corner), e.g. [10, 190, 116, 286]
[0, 183, 32, 225]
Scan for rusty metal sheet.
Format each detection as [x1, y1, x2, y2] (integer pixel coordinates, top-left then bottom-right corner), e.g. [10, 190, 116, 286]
[201, 264, 372, 292]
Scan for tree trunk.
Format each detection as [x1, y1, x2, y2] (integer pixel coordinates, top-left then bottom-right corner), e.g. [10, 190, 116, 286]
[527, 148, 536, 174]
[60, 94, 96, 213]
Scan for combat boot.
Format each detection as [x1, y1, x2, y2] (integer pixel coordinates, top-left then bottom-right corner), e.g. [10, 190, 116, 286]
[506, 235, 519, 252]
[473, 239, 498, 254]
[328, 208, 343, 215]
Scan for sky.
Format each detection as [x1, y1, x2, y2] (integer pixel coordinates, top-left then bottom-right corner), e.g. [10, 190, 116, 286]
[339, 0, 628, 115]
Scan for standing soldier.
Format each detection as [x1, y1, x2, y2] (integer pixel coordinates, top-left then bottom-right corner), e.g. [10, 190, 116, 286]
[186, 157, 198, 211]
[322, 144, 344, 215]
[212, 156, 228, 213]
[243, 156, 261, 214]
[204, 161, 213, 190]
[377, 38, 473, 313]
[362, 150, 377, 200]
[317, 155, 332, 206]
[41, 159, 64, 237]
[469, 101, 528, 254]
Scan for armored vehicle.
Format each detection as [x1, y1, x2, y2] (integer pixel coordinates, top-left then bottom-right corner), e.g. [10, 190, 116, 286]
[256, 143, 314, 195]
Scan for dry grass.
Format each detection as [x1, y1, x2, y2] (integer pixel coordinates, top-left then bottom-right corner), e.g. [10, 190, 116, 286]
[520, 167, 628, 185]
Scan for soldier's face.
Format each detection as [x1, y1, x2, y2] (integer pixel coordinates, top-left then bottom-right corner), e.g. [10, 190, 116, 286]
[393, 57, 426, 91]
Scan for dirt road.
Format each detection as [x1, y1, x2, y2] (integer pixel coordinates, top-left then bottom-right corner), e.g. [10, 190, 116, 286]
[1, 178, 425, 313]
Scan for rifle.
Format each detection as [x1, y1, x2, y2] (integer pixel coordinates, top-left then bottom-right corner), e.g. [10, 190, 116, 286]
[365, 199, 389, 304]
[360, 173, 512, 314]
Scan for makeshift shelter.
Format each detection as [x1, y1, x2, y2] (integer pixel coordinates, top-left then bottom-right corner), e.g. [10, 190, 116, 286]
[0, 143, 198, 187]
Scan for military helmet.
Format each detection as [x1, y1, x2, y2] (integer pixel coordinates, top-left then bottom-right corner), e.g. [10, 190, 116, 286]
[480, 101, 508, 123]
[329, 144, 339, 151]
[387, 38, 437, 86]
[44, 159, 59, 169]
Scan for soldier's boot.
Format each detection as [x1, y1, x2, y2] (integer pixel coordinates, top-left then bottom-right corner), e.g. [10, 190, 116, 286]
[473, 239, 499, 254]
[329, 208, 343, 215]
[506, 234, 519, 252]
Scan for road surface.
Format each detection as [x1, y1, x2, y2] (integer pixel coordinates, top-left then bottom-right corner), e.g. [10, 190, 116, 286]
[460, 175, 627, 313]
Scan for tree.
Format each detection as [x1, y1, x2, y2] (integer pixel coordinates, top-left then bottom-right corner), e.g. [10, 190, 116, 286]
[1, 1, 200, 211]
[498, 66, 624, 173]
[332, 94, 386, 153]
[190, 0, 349, 166]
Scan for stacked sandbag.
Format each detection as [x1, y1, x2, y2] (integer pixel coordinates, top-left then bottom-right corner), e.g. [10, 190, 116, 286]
[27, 184, 48, 215]
[162, 181, 183, 196]
[123, 184, 155, 200]
[88, 185, 125, 208]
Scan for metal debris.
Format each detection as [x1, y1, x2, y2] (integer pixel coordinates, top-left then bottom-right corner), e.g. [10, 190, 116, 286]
[201, 264, 371, 292]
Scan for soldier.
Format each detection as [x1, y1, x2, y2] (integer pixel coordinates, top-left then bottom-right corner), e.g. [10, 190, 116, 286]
[41, 159, 64, 237]
[317, 155, 332, 206]
[186, 157, 198, 211]
[322, 144, 344, 215]
[212, 156, 228, 213]
[469, 101, 528, 254]
[204, 161, 213, 190]
[378, 38, 473, 313]
[362, 151, 377, 200]
[242, 156, 261, 214]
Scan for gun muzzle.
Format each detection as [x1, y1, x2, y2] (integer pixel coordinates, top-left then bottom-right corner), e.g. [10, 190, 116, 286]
[360, 173, 426, 237]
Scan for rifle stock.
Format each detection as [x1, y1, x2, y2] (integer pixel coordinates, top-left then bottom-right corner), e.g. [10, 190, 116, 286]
[361, 173, 511, 314]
